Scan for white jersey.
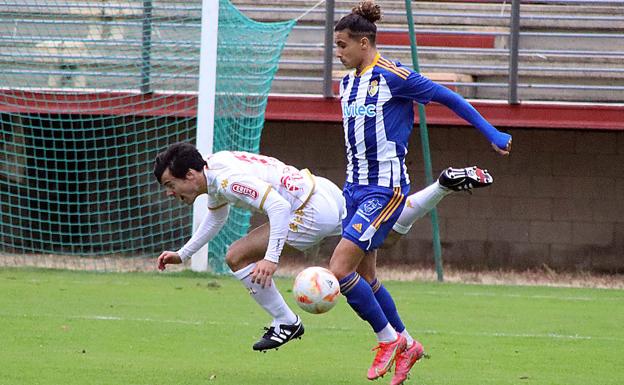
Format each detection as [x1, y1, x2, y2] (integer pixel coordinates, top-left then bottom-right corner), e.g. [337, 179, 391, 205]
[204, 151, 315, 212]
[176, 151, 345, 263]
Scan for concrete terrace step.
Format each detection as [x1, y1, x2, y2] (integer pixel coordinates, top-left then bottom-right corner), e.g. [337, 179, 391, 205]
[231, 0, 624, 30]
[255, 0, 624, 101]
[0, 0, 620, 102]
[278, 44, 624, 76]
[287, 24, 624, 53]
[330, 69, 476, 95]
[269, 75, 624, 102]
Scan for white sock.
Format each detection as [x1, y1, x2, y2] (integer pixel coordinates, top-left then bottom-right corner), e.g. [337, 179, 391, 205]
[376, 323, 398, 343]
[232, 263, 298, 327]
[393, 182, 451, 234]
[401, 330, 415, 347]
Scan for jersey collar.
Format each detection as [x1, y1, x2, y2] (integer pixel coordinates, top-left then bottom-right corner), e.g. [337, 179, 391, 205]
[355, 52, 380, 77]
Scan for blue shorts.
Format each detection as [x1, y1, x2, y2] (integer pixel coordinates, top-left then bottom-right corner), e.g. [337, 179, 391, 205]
[341, 182, 410, 252]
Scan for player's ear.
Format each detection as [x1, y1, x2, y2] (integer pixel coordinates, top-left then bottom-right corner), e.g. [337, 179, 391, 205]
[360, 36, 369, 49]
[186, 169, 204, 184]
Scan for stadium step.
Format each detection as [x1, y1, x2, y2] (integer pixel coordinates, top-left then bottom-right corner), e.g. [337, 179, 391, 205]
[232, 0, 624, 31]
[329, 70, 475, 97]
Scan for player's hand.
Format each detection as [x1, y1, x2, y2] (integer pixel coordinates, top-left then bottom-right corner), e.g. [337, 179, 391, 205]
[492, 138, 512, 156]
[251, 259, 278, 288]
[157, 251, 182, 271]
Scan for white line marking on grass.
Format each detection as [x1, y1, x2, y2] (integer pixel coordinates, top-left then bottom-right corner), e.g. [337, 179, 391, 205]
[4, 312, 623, 342]
[462, 292, 597, 301]
[414, 329, 624, 342]
[1, 312, 253, 327]
[420, 290, 623, 302]
[75, 315, 253, 327]
[85, 315, 201, 325]
[315, 325, 624, 342]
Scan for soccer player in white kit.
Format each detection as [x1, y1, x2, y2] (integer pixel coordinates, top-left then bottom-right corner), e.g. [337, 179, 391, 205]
[154, 142, 344, 351]
[153, 142, 494, 353]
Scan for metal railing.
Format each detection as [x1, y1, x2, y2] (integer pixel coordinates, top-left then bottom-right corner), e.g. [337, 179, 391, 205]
[300, 0, 624, 102]
[264, 0, 624, 103]
[0, 0, 622, 102]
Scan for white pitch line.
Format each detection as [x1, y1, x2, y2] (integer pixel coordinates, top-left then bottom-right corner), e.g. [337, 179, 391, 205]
[3, 312, 623, 342]
[419, 290, 623, 302]
[0, 313, 253, 328]
[461, 292, 599, 301]
[75, 315, 252, 327]
[85, 315, 203, 325]
[80, 315, 623, 342]
[413, 329, 623, 342]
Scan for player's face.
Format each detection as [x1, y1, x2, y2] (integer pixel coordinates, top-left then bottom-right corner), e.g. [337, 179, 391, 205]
[334, 30, 365, 69]
[160, 168, 201, 205]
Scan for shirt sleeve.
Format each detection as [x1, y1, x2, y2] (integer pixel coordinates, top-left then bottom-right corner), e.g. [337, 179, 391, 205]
[430, 84, 512, 149]
[260, 189, 291, 264]
[177, 204, 230, 261]
[221, 174, 291, 263]
[206, 193, 227, 210]
[384, 68, 438, 105]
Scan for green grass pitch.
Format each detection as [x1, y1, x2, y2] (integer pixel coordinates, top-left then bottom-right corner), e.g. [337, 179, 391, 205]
[1, 268, 622, 385]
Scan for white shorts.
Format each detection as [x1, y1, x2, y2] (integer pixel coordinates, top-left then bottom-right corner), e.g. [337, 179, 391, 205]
[286, 176, 345, 251]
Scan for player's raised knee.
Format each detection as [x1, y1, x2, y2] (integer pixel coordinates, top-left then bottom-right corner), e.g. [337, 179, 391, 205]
[225, 244, 247, 271]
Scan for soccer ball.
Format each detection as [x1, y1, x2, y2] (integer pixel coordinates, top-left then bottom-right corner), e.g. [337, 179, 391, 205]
[293, 266, 340, 314]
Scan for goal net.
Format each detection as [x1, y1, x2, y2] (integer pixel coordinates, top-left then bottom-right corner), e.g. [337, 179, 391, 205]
[0, 0, 294, 272]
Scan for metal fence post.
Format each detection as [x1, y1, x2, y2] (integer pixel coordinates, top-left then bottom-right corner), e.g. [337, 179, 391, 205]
[405, 0, 444, 282]
[323, 0, 335, 98]
[508, 0, 521, 104]
[141, 0, 153, 94]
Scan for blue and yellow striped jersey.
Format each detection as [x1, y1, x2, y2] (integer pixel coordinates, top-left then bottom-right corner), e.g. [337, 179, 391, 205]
[339, 53, 437, 188]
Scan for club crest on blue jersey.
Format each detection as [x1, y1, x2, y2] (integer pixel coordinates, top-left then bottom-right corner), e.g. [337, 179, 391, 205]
[368, 80, 379, 97]
[342, 102, 376, 118]
[358, 198, 383, 218]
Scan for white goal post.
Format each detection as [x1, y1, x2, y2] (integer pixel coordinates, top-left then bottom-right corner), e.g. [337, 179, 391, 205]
[191, 0, 219, 272]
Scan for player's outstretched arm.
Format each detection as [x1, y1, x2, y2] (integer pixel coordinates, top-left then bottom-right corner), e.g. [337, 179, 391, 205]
[249, 189, 291, 288]
[430, 85, 512, 154]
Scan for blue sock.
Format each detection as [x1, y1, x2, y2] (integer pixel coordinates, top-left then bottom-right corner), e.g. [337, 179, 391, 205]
[339, 272, 389, 333]
[370, 278, 406, 333]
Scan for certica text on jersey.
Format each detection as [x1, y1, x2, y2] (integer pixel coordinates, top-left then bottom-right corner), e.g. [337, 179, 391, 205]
[342, 102, 376, 118]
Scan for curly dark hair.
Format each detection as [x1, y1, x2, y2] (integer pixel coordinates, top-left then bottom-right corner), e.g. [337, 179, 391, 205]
[153, 142, 207, 183]
[334, 1, 382, 44]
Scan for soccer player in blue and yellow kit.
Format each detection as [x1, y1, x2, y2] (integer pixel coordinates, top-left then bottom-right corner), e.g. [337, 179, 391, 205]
[329, 1, 512, 383]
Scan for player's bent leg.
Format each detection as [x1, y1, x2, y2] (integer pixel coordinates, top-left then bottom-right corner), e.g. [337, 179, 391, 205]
[357, 250, 409, 335]
[355, 250, 377, 282]
[391, 182, 450, 238]
[225, 224, 271, 271]
[226, 224, 303, 352]
[329, 238, 366, 280]
[330, 239, 404, 380]
[337, 184, 413, 378]
[365, 274, 424, 383]
[390, 166, 494, 240]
